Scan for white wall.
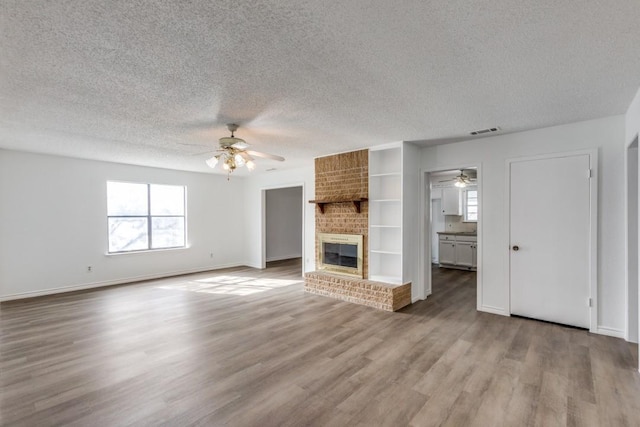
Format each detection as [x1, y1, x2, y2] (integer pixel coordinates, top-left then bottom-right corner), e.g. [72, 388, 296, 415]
[420, 115, 626, 336]
[431, 199, 444, 263]
[625, 87, 640, 350]
[265, 186, 303, 261]
[626, 87, 640, 143]
[243, 166, 315, 273]
[0, 149, 246, 300]
[626, 141, 638, 343]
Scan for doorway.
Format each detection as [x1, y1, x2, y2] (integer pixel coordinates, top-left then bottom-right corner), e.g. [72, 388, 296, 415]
[508, 151, 597, 330]
[423, 166, 480, 306]
[627, 137, 638, 343]
[262, 186, 304, 275]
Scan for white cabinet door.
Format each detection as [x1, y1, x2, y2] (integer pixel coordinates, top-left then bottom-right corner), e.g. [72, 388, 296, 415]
[438, 240, 456, 265]
[456, 242, 473, 267]
[441, 188, 461, 215]
[471, 244, 477, 268]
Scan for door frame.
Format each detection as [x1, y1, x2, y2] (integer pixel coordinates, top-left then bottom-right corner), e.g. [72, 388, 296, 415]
[260, 183, 306, 276]
[420, 163, 482, 309]
[625, 135, 639, 343]
[505, 149, 598, 332]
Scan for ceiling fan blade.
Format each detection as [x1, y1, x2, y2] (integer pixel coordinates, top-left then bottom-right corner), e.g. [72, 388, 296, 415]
[231, 141, 249, 150]
[247, 150, 285, 161]
[438, 178, 454, 182]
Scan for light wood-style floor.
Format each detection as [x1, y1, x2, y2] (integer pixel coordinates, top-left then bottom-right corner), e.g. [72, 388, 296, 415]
[1, 260, 639, 426]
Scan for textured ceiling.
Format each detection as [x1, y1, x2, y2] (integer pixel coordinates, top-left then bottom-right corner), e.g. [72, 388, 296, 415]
[2, 1, 640, 175]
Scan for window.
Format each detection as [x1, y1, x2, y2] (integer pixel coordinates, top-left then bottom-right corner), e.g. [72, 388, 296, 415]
[107, 181, 186, 253]
[463, 188, 478, 222]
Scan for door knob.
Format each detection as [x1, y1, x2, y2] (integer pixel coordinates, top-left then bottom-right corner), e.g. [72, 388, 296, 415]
[512, 245, 519, 251]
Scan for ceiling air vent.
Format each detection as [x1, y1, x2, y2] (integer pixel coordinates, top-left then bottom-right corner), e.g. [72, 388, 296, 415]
[469, 126, 500, 136]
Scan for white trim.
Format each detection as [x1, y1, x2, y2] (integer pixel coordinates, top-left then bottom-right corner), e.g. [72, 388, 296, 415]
[265, 254, 303, 262]
[595, 326, 626, 339]
[104, 246, 190, 256]
[624, 135, 639, 343]
[368, 141, 403, 152]
[0, 262, 244, 302]
[505, 149, 598, 332]
[418, 169, 429, 300]
[420, 163, 482, 309]
[480, 305, 509, 316]
[260, 183, 306, 276]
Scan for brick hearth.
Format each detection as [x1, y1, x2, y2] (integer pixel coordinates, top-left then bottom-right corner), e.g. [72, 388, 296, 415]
[305, 271, 411, 312]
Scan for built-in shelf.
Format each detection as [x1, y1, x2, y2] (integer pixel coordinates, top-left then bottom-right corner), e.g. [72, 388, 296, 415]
[369, 144, 404, 286]
[308, 197, 368, 214]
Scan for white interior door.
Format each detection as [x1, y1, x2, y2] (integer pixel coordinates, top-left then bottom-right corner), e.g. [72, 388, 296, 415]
[510, 153, 592, 328]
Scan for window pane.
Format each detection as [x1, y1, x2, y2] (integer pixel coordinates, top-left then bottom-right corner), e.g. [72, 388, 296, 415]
[108, 218, 149, 252]
[465, 189, 478, 222]
[107, 182, 148, 215]
[151, 217, 185, 249]
[150, 185, 185, 215]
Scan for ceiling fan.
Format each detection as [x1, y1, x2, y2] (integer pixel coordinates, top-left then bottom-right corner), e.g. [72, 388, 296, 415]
[203, 124, 285, 178]
[439, 170, 477, 188]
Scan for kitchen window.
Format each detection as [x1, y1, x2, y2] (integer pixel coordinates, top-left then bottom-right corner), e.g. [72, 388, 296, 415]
[107, 181, 186, 253]
[463, 189, 478, 222]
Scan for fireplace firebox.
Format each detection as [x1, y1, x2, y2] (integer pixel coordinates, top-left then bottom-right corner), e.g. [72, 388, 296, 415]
[318, 233, 363, 278]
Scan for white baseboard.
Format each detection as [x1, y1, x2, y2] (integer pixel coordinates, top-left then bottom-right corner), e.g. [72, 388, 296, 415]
[266, 254, 302, 262]
[595, 325, 625, 339]
[412, 290, 432, 303]
[479, 305, 509, 316]
[0, 262, 244, 302]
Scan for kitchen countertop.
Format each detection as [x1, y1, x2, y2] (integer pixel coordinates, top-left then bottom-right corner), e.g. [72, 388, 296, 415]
[437, 231, 477, 236]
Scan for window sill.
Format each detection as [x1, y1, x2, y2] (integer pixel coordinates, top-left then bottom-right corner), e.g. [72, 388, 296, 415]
[105, 246, 189, 256]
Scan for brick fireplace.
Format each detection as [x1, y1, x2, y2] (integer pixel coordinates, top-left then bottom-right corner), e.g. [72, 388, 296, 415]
[304, 150, 411, 311]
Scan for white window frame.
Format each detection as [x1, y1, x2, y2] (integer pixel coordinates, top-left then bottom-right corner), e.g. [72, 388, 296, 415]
[463, 187, 478, 222]
[107, 181, 186, 253]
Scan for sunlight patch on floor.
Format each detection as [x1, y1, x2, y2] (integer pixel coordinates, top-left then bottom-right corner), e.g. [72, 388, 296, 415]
[156, 275, 302, 296]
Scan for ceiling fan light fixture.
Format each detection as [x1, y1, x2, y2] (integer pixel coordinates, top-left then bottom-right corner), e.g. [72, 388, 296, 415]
[205, 155, 219, 168]
[203, 124, 284, 179]
[234, 153, 246, 167]
[454, 179, 467, 188]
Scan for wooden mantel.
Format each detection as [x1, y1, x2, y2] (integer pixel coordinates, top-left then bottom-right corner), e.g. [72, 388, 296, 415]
[309, 197, 368, 214]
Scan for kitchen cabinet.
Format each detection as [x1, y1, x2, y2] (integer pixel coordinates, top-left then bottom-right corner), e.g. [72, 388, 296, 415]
[456, 242, 474, 267]
[441, 187, 462, 215]
[438, 233, 476, 270]
[438, 240, 456, 265]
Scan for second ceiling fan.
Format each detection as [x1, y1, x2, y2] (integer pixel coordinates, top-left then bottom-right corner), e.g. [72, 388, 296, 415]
[439, 170, 477, 188]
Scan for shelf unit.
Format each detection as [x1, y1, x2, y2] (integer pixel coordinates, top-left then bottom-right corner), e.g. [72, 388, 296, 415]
[368, 142, 420, 293]
[369, 145, 403, 284]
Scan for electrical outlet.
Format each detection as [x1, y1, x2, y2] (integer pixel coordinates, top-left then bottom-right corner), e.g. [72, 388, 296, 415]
[87, 266, 92, 272]
[210, 253, 214, 258]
